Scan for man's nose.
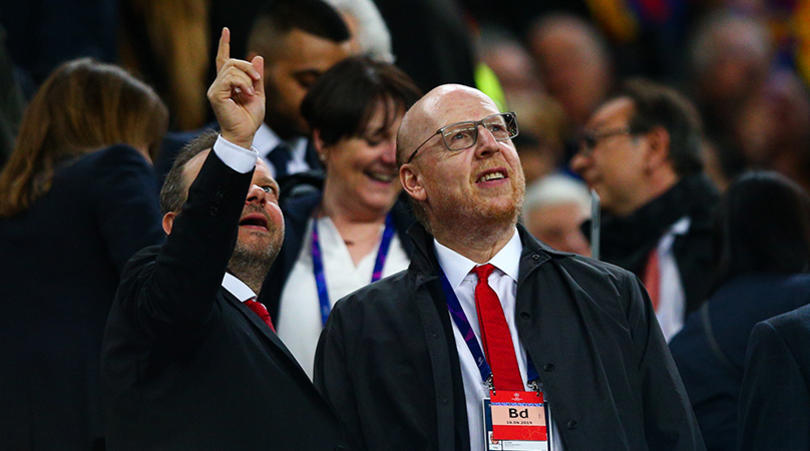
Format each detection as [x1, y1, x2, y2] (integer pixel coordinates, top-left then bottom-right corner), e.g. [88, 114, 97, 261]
[474, 124, 500, 157]
[570, 149, 591, 175]
[245, 184, 268, 204]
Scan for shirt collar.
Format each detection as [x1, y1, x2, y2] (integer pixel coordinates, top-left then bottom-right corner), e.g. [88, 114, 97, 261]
[434, 228, 522, 289]
[252, 123, 308, 158]
[221, 272, 256, 302]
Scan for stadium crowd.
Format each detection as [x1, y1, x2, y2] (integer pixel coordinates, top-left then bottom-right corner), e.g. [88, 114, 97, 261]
[1, 0, 809, 449]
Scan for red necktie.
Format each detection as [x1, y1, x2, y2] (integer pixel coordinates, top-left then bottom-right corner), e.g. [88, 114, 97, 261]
[244, 298, 276, 332]
[473, 264, 523, 391]
[643, 249, 660, 311]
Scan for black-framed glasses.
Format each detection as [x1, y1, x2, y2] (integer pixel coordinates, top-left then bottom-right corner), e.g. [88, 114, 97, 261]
[405, 112, 519, 164]
[578, 127, 633, 155]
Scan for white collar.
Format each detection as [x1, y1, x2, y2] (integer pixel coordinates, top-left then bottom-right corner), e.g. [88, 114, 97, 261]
[221, 272, 256, 302]
[434, 228, 522, 289]
[252, 123, 308, 158]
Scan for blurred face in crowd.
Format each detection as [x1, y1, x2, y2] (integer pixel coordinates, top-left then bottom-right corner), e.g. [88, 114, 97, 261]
[320, 100, 403, 218]
[695, 17, 770, 108]
[401, 86, 525, 230]
[262, 29, 350, 139]
[164, 150, 285, 264]
[530, 19, 610, 127]
[526, 202, 590, 256]
[571, 97, 649, 216]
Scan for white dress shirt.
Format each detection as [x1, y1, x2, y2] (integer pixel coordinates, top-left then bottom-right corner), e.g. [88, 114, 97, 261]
[213, 136, 260, 302]
[435, 229, 563, 451]
[252, 123, 310, 178]
[221, 272, 256, 302]
[652, 216, 690, 342]
[277, 216, 410, 379]
[212, 134, 258, 174]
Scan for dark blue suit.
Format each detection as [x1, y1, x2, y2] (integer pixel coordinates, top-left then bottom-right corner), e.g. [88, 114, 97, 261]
[101, 150, 347, 450]
[0, 145, 164, 450]
[669, 274, 810, 450]
[738, 302, 810, 450]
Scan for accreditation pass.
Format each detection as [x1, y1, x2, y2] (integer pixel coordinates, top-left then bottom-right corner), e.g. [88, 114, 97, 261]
[482, 390, 552, 451]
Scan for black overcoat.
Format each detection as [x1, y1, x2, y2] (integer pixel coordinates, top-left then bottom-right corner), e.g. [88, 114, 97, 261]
[315, 223, 704, 450]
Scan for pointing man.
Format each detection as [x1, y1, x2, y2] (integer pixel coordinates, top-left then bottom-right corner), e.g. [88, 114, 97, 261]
[101, 29, 347, 450]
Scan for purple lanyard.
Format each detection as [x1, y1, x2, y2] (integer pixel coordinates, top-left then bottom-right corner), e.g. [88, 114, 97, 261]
[311, 214, 396, 327]
[439, 268, 539, 386]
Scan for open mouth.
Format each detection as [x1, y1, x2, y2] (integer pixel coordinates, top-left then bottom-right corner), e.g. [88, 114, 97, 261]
[239, 213, 269, 231]
[364, 170, 396, 183]
[476, 168, 508, 183]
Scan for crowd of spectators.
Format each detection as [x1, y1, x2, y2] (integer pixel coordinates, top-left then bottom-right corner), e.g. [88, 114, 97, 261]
[1, 0, 810, 449]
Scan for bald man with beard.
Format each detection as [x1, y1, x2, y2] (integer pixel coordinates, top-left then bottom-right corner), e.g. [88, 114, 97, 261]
[314, 84, 703, 451]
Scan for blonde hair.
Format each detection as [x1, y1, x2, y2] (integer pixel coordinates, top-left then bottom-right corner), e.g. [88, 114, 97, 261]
[0, 58, 168, 217]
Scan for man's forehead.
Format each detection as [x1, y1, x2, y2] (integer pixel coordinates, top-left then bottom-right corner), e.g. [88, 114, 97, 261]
[422, 86, 501, 128]
[253, 159, 278, 186]
[588, 96, 634, 129]
[398, 84, 500, 158]
[277, 28, 349, 66]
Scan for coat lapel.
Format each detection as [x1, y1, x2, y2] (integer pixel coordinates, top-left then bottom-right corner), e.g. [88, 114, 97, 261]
[222, 290, 310, 379]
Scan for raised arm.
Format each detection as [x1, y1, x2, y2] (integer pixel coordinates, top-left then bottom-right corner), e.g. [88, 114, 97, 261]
[119, 28, 267, 338]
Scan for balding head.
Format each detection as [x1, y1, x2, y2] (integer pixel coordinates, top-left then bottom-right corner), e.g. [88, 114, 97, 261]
[397, 84, 501, 166]
[397, 84, 524, 238]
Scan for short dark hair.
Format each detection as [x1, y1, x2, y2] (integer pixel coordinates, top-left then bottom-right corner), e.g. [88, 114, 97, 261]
[301, 56, 422, 147]
[247, 0, 350, 59]
[617, 78, 704, 176]
[160, 130, 219, 214]
[713, 171, 810, 290]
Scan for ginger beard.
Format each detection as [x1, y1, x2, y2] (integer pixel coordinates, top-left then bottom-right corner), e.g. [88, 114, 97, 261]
[426, 162, 525, 234]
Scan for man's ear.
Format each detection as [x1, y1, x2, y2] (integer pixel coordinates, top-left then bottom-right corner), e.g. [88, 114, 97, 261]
[400, 164, 427, 202]
[643, 126, 671, 171]
[162, 212, 177, 235]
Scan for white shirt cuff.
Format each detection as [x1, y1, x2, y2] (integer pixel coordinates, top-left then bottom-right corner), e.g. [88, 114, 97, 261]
[212, 134, 258, 174]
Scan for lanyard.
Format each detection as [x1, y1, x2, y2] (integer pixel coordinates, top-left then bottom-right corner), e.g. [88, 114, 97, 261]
[311, 214, 396, 326]
[439, 269, 539, 388]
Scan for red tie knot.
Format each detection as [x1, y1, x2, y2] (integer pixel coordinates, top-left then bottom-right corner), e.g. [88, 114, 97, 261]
[473, 264, 496, 282]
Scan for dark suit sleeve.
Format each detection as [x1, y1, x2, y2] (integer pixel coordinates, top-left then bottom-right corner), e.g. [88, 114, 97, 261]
[314, 300, 365, 451]
[624, 273, 706, 450]
[92, 145, 164, 274]
[119, 150, 253, 338]
[738, 321, 810, 451]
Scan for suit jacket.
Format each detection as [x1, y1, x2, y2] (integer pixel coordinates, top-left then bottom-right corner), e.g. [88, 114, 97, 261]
[738, 303, 810, 451]
[669, 274, 810, 451]
[259, 190, 416, 321]
[100, 151, 348, 450]
[588, 174, 719, 317]
[0, 145, 164, 450]
[315, 223, 704, 450]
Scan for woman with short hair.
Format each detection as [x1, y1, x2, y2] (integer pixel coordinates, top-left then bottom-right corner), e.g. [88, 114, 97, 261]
[259, 56, 421, 378]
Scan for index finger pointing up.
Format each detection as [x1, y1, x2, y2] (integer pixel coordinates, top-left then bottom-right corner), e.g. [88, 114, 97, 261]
[215, 27, 230, 73]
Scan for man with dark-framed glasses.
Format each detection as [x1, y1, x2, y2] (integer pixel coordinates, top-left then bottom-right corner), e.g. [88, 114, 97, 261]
[570, 78, 718, 343]
[314, 83, 704, 451]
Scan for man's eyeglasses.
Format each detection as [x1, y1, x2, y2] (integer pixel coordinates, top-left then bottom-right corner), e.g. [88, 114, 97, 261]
[405, 112, 519, 164]
[578, 127, 633, 155]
